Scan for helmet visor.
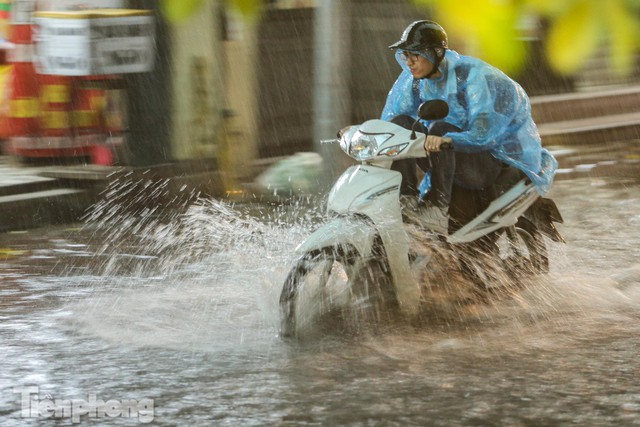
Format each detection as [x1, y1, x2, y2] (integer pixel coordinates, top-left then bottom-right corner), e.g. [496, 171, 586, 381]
[389, 39, 423, 51]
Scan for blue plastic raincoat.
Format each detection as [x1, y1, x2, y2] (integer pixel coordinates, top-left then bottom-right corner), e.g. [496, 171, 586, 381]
[381, 49, 557, 195]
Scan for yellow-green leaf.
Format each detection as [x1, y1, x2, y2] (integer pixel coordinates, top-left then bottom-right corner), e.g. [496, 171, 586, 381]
[524, 0, 575, 17]
[161, 0, 206, 23]
[545, 0, 601, 75]
[0, 248, 26, 257]
[431, 0, 526, 73]
[605, 0, 640, 74]
[225, 0, 264, 18]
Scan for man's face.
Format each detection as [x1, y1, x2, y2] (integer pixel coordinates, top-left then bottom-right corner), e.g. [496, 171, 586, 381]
[401, 51, 435, 79]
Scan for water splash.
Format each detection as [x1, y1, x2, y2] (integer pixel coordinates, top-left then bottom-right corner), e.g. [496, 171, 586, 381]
[5, 176, 640, 426]
[65, 175, 640, 350]
[70, 177, 329, 351]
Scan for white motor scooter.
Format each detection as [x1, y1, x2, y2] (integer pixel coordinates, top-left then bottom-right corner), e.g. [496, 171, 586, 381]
[279, 100, 563, 338]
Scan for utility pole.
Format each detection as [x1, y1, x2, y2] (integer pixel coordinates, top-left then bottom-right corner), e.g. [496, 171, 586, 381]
[125, 0, 172, 166]
[312, 0, 351, 189]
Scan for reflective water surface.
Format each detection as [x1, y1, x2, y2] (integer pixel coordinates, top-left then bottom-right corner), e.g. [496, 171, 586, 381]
[1, 174, 640, 426]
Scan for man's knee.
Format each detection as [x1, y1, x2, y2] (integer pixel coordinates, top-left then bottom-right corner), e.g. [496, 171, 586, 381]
[390, 115, 415, 129]
[428, 121, 462, 137]
[454, 152, 503, 189]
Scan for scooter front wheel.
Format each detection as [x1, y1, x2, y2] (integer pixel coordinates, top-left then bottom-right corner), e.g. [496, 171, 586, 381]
[279, 246, 396, 338]
[279, 247, 357, 338]
[347, 258, 398, 333]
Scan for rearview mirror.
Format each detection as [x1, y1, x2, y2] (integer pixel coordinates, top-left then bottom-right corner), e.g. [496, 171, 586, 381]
[418, 100, 449, 121]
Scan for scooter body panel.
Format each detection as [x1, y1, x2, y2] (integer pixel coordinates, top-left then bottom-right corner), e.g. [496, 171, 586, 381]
[285, 111, 562, 329]
[448, 179, 540, 244]
[328, 165, 400, 214]
[298, 165, 421, 316]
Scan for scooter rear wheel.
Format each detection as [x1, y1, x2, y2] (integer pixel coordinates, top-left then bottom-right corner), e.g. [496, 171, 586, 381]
[501, 217, 549, 278]
[458, 217, 549, 296]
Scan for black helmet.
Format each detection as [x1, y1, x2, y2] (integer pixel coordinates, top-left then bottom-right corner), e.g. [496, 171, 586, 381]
[389, 20, 448, 51]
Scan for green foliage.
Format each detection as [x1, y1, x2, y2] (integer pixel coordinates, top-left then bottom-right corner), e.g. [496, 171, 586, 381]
[544, 0, 601, 75]
[415, 0, 640, 75]
[224, 0, 264, 18]
[160, 0, 262, 22]
[420, 0, 527, 73]
[160, 0, 205, 22]
[160, 0, 640, 76]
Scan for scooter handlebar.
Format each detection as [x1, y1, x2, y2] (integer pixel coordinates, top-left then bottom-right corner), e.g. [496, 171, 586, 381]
[434, 136, 454, 151]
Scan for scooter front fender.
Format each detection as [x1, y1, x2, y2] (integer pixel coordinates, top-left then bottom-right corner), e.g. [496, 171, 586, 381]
[295, 216, 376, 260]
[295, 215, 420, 318]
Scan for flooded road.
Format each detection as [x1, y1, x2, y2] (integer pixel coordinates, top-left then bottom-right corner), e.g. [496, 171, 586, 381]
[1, 173, 640, 426]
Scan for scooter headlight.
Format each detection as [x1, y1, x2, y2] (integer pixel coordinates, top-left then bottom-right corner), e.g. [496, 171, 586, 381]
[349, 131, 392, 161]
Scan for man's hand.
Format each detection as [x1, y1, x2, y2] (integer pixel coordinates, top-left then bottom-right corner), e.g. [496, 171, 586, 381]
[424, 136, 452, 153]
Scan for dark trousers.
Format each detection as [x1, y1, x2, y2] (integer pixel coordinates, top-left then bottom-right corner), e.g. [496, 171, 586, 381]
[390, 115, 504, 208]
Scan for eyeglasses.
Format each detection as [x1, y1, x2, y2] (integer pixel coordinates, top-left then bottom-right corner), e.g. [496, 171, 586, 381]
[401, 51, 421, 63]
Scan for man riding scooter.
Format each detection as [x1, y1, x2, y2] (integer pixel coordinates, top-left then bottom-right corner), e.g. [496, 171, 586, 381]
[382, 20, 558, 235]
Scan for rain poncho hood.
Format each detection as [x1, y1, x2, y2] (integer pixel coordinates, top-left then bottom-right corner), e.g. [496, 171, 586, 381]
[381, 49, 557, 195]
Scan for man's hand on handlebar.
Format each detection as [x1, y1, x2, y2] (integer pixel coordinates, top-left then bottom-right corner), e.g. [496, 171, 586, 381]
[424, 136, 453, 153]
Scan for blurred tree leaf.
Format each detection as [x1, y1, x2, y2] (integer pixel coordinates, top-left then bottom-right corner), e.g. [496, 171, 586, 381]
[161, 0, 262, 22]
[524, 0, 574, 16]
[160, 0, 206, 22]
[426, 0, 526, 73]
[161, 0, 640, 77]
[224, 0, 264, 18]
[0, 248, 26, 257]
[414, 0, 640, 76]
[605, 0, 640, 75]
[545, 0, 600, 75]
